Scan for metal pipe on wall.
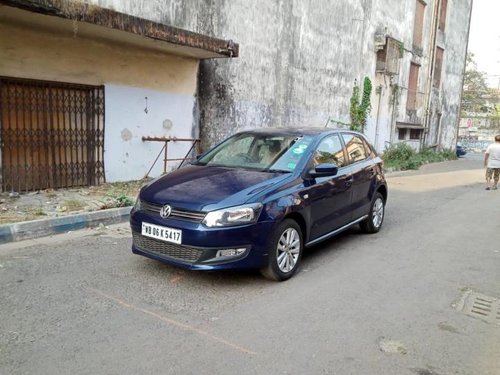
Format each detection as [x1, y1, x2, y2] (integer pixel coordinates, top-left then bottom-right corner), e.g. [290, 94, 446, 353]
[374, 84, 383, 151]
[422, 0, 441, 150]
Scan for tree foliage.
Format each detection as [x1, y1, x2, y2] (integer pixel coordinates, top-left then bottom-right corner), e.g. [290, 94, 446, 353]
[461, 53, 499, 115]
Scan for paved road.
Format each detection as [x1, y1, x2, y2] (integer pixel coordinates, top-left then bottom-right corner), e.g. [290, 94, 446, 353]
[1, 156, 499, 375]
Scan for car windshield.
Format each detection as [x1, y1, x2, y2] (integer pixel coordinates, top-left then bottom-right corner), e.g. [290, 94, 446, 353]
[194, 133, 313, 172]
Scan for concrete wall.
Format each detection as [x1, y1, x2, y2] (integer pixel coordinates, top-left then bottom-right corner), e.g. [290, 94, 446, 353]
[91, 0, 471, 154]
[429, 0, 473, 150]
[0, 20, 199, 93]
[0, 19, 199, 181]
[2, 0, 472, 187]
[105, 85, 197, 181]
[94, 0, 367, 149]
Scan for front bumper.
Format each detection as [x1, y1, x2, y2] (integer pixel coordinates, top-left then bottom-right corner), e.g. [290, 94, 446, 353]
[130, 210, 275, 270]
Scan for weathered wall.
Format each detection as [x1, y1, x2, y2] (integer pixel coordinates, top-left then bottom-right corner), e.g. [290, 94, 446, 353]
[0, 20, 199, 93]
[0, 19, 200, 181]
[105, 85, 197, 181]
[93, 0, 365, 149]
[89, 0, 472, 153]
[429, 0, 472, 150]
[363, 0, 420, 151]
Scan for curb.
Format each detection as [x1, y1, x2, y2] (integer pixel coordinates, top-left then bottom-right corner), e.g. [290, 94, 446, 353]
[0, 207, 131, 245]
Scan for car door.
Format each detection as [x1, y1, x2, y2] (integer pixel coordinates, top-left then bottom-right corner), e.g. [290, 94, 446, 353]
[341, 133, 375, 220]
[303, 134, 353, 241]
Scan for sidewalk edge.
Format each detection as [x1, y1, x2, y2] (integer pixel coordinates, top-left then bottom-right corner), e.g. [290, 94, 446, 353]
[0, 207, 131, 244]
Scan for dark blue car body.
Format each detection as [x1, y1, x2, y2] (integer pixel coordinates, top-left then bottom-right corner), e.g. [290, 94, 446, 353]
[456, 144, 467, 157]
[130, 128, 387, 279]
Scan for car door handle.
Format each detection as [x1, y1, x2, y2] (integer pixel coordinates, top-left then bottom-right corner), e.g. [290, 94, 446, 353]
[345, 176, 353, 187]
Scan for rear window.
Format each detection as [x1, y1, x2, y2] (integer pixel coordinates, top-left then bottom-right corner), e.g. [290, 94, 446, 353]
[341, 134, 369, 164]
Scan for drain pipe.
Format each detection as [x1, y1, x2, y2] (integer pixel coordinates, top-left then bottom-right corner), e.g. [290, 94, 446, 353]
[455, 0, 474, 146]
[421, 0, 441, 150]
[374, 84, 383, 151]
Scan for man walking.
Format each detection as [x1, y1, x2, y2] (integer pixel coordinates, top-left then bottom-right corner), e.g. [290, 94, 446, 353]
[484, 135, 500, 190]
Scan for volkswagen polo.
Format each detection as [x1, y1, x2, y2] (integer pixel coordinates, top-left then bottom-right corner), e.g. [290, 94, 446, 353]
[130, 128, 387, 281]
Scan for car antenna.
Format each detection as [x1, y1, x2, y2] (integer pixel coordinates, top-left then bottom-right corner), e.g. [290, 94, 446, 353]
[324, 117, 331, 128]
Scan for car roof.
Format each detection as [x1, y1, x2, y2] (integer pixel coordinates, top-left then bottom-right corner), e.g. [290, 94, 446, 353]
[235, 127, 358, 137]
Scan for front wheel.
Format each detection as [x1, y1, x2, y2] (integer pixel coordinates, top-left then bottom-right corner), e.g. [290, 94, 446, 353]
[261, 219, 303, 281]
[360, 192, 385, 234]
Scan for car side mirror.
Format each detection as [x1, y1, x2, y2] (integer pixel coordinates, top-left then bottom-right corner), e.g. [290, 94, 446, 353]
[309, 163, 338, 178]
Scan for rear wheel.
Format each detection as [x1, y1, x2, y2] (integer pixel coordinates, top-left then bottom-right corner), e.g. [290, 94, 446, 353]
[261, 219, 303, 281]
[360, 192, 385, 233]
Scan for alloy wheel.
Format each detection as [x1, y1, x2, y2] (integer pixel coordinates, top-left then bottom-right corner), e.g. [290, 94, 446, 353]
[276, 228, 301, 273]
[372, 197, 384, 228]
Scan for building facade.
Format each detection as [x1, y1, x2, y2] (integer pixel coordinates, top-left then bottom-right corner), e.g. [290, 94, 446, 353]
[94, 0, 472, 152]
[0, 0, 472, 191]
[0, 0, 237, 191]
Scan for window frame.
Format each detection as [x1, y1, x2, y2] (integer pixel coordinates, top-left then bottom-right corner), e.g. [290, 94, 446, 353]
[412, 0, 426, 50]
[433, 47, 445, 88]
[407, 62, 420, 111]
[438, 0, 448, 31]
[398, 128, 407, 140]
[409, 129, 422, 140]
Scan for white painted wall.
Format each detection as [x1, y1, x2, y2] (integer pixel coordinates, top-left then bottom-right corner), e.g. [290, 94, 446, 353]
[104, 85, 197, 181]
[0, 18, 201, 183]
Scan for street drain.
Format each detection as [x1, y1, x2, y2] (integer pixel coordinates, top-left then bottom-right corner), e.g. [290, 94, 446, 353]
[457, 290, 500, 325]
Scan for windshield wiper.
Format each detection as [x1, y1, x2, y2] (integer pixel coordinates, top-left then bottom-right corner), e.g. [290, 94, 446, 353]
[264, 169, 292, 174]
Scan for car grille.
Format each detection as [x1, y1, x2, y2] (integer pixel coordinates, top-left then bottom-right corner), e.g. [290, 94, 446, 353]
[141, 201, 206, 223]
[132, 232, 203, 263]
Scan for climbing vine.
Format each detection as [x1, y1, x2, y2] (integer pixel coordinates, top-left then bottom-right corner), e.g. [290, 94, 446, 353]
[399, 42, 405, 58]
[390, 83, 401, 107]
[350, 77, 372, 132]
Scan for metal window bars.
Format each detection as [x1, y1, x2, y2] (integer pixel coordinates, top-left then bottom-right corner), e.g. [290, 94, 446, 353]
[0, 77, 105, 192]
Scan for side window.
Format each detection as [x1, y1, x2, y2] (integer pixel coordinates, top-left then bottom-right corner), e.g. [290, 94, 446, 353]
[312, 134, 347, 167]
[342, 134, 368, 164]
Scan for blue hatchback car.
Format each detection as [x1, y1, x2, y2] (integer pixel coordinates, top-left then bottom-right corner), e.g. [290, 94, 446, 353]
[130, 128, 387, 280]
[456, 144, 467, 157]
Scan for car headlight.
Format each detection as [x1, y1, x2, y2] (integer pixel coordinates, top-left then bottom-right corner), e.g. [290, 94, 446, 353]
[133, 194, 142, 211]
[202, 203, 263, 227]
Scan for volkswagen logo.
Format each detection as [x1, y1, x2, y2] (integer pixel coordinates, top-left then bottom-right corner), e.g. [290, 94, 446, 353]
[160, 205, 172, 219]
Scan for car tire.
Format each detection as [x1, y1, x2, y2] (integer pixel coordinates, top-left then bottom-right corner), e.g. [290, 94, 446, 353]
[360, 192, 385, 234]
[261, 219, 303, 281]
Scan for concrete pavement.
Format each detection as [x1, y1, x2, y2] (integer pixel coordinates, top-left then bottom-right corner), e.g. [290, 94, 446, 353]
[1, 155, 499, 375]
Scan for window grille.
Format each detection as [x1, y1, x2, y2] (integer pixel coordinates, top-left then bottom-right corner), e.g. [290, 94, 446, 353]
[0, 77, 105, 192]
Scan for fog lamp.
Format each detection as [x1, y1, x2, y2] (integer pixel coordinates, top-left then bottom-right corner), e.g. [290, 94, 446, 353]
[203, 247, 248, 263]
[216, 248, 246, 258]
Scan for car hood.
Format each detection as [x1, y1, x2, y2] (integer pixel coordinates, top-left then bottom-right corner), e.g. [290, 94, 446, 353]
[141, 165, 290, 211]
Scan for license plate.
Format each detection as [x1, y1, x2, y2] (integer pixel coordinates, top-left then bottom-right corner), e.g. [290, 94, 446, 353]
[141, 222, 182, 244]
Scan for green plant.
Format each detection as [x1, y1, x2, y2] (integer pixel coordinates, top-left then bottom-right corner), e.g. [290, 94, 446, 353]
[350, 77, 372, 132]
[382, 143, 457, 171]
[398, 42, 405, 58]
[100, 194, 134, 210]
[383, 142, 415, 160]
[115, 194, 134, 207]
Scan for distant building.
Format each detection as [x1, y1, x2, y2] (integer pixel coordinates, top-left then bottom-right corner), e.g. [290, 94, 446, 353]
[459, 88, 500, 149]
[0, 0, 472, 191]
